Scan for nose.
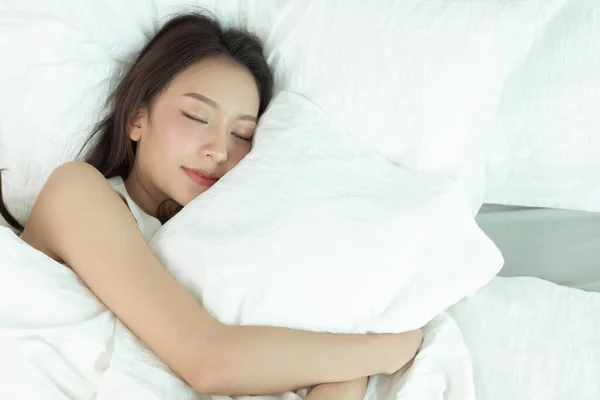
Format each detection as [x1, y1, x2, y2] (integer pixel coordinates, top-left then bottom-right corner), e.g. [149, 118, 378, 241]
[200, 125, 228, 163]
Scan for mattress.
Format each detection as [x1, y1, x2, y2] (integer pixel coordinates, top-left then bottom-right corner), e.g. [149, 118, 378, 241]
[476, 204, 600, 292]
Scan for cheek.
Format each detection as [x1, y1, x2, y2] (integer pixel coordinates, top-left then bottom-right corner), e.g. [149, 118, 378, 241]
[151, 116, 194, 151]
[137, 120, 192, 177]
[226, 142, 252, 168]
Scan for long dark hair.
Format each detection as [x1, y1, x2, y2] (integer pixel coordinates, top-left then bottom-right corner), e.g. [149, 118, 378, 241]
[0, 12, 274, 233]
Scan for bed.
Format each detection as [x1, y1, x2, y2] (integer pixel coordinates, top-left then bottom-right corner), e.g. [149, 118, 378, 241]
[1, 1, 599, 399]
[1, 217, 599, 400]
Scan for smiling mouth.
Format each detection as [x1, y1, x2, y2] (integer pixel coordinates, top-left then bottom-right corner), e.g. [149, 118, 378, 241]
[182, 167, 219, 187]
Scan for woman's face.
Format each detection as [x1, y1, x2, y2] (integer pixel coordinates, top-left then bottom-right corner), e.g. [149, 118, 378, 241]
[126, 56, 260, 215]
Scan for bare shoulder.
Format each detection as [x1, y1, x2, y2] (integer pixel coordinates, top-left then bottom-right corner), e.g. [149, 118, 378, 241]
[22, 161, 131, 260]
[27, 161, 119, 224]
[41, 161, 111, 195]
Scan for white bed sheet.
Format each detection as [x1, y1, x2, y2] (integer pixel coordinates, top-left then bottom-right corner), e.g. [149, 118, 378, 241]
[476, 204, 600, 292]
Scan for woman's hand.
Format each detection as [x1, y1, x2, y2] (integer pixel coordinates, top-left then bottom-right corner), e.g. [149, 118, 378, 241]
[306, 377, 368, 400]
[303, 329, 422, 399]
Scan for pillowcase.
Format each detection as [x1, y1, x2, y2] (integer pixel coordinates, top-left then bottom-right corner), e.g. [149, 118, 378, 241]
[483, 0, 600, 212]
[0, 1, 154, 226]
[150, 91, 504, 334]
[241, 0, 566, 215]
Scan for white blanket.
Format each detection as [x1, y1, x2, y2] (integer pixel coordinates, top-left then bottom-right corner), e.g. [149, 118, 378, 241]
[0, 226, 472, 399]
[1, 227, 599, 399]
[0, 228, 115, 400]
[448, 277, 600, 400]
[95, 312, 475, 400]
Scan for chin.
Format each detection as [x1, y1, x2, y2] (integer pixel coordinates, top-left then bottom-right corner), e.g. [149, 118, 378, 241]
[174, 196, 194, 207]
[178, 189, 208, 206]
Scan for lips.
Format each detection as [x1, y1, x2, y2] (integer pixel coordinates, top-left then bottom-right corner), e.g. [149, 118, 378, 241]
[183, 167, 218, 179]
[182, 167, 219, 187]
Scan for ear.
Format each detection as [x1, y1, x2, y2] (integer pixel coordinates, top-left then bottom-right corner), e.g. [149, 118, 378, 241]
[128, 107, 148, 142]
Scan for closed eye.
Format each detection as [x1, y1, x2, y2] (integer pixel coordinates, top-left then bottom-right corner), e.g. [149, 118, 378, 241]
[180, 110, 207, 124]
[232, 132, 252, 142]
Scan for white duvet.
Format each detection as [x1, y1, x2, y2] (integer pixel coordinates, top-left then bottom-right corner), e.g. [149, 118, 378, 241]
[1, 226, 599, 399]
[0, 226, 473, 400]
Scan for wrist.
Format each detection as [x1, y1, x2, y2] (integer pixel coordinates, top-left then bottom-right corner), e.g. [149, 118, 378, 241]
[307, 377, 368, 399]
[376, 329, 424, 375]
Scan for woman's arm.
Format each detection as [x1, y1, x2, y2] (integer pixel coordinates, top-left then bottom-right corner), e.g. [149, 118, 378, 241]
[22, 162, 422, 396]
[306, 377, 368, 400]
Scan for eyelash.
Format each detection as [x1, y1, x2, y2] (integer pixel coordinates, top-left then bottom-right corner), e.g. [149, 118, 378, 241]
[181, 110, 252, 142]
[235, 134, 252, 142]
[181, 110, 207, 124]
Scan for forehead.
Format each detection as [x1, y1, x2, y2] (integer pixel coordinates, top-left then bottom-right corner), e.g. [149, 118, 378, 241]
[166, 56, 260, 115]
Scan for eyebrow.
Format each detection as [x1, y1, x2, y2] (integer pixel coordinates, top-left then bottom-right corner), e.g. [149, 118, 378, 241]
[183, 92, 257, 123]
[183, 92, 218, 108]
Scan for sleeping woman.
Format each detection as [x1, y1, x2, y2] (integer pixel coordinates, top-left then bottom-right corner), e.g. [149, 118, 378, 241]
[0, 12, 422, 399]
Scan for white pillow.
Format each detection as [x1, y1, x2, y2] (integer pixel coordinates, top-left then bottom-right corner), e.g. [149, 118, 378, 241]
[150, 91, 504, 334]
[0, 1, 154, 226]
[242, 0, 566, 215]
[484, 0, 600, 212]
